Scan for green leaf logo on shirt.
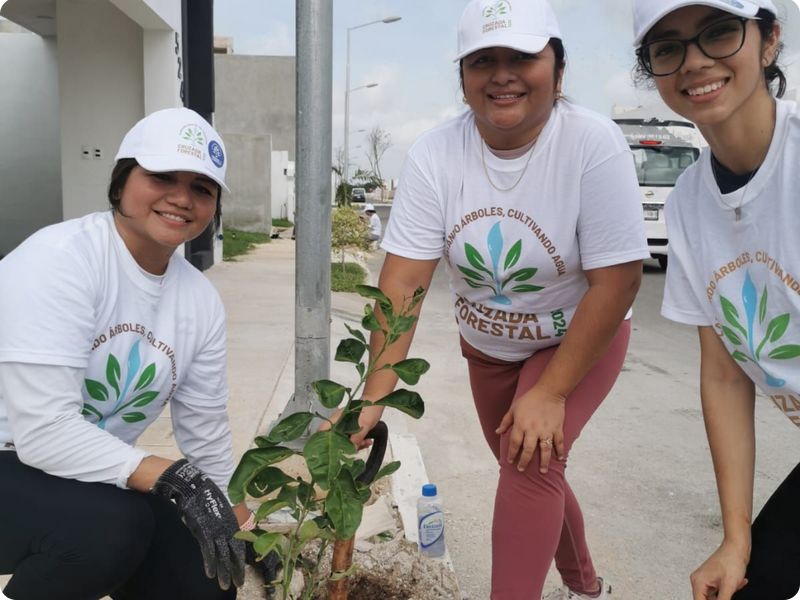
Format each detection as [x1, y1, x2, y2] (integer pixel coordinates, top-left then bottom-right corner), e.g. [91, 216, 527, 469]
[457, 221, 544, 306]
[720, 271, 799, 388]
[82, 340, 160, 427]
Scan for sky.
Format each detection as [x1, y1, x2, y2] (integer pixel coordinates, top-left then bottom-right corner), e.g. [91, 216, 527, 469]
[214, 0, 800, 181]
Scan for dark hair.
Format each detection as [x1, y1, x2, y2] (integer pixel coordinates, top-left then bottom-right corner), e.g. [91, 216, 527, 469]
[634, 9, 786, 98]
[459, 39, 567, 105]
[108, 158, 223, 233]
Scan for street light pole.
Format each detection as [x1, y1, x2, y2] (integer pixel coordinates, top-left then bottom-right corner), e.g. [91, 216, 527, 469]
[342, 16, 401, 186]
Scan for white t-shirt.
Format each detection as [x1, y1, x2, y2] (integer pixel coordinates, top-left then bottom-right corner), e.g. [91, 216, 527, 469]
[382, 103, 650, 361]
[662, 99, 800, 428]
[369, 213, 382, 238]
[0, 211, 236, 491]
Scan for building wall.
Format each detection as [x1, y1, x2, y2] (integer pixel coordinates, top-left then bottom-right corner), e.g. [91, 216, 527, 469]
[0, 32, 62, 257]
[222, 133, 272, 233]
[214, 55, 296, 161]
[57, 0, 146, 220]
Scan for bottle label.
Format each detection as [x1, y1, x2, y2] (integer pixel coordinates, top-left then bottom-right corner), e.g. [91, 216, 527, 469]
[419, 510, 444, 548]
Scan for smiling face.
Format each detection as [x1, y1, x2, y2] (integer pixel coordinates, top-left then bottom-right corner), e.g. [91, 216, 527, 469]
[646, 6, 779, 129]
[462, 45, 564, 149]
[114, 166, 219, 273]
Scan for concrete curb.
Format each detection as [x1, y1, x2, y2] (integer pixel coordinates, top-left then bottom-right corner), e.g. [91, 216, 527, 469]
[389, 432, 457, 573]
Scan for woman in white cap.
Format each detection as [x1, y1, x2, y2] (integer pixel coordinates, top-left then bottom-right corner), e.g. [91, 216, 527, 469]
[0, 108, 250, 599]
[325, 0, 649, 597]
[632, 1, 797, 599]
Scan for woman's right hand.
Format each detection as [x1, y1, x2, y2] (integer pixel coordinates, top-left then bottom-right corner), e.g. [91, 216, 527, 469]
[690, 541, 750, 600]
[319, 403, 384, 450]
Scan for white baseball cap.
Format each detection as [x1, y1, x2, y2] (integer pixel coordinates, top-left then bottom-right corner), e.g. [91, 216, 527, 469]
[633, 0, 777, 47]
[115, 107, 230, 193]
[363, 204, 376, 212]
[455, 0, 562, 62]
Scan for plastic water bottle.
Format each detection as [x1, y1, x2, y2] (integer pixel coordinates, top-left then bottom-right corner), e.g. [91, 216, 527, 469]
[417, 483, 445, 557]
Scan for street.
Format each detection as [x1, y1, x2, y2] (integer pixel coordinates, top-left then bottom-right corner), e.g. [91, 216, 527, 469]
[360, 203, 798, 600]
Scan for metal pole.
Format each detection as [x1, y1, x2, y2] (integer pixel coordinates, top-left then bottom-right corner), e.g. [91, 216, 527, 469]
[291, 0, 333, 420]
[343, 28, 351, 189]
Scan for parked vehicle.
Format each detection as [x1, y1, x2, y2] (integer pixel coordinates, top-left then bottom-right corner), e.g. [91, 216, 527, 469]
[614, 116, 704, 269]
[351, 187, 366, 203]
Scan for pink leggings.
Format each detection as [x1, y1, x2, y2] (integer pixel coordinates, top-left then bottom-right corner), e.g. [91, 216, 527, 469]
[460, 320, 631, 600]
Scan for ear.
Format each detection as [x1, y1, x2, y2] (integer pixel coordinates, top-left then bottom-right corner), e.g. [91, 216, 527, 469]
[763, 20, 781, 65]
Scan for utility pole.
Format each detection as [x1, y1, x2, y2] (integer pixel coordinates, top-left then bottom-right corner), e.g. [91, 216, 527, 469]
[290, 0, 333, 423]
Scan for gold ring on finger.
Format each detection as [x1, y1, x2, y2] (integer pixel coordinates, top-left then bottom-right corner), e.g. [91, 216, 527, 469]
[540, 438, 553, 447]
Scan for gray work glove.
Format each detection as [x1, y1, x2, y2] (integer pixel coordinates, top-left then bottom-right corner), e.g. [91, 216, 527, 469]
[151, 459, 246, 590]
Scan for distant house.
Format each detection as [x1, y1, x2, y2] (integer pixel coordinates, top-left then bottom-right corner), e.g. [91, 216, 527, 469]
[0, 0, 220, 270]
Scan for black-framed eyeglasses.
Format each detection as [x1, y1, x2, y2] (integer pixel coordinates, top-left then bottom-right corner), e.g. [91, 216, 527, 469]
[637, 16, 749, 77]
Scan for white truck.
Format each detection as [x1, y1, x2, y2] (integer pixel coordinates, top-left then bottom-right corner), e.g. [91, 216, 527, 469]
[613, 113, 705, 270]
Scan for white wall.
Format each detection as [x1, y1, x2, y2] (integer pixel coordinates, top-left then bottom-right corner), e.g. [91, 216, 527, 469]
[0, 33, 61, 257]
[57, 0, 145, 220]
[271, 150, 291, 221]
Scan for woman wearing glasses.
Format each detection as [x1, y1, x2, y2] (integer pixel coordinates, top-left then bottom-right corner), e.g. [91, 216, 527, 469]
[325, 0, 649, 597]
[633, 1, 797, 599]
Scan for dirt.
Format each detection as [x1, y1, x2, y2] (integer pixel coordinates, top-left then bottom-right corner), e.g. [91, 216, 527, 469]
[312, 536, 460, 600]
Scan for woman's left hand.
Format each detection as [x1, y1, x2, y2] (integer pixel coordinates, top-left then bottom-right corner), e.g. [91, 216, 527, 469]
[496, 388, 566, 473]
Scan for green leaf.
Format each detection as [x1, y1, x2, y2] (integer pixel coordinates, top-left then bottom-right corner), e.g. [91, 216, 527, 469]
[393, 315, 416, 335]
[511, 284, 545, 293]
[344, 324, 367, 345]
[501, 267, 538, 290]
[329, 564, 360, 581]
[253, 531, 284, 558]
[759, 286, 768, 324]
[335, 411, 363, 436]
[766, 314, 790, 343]
[373, 460, 401, 482]
[134, 363, 156, 392]
[234, 530, 260, 543]
[721, 326, 743, 346]
[356, 285, 394, 317]
[106, 354, 121, 399]
[247, 467, 295, 498]
[254, 499, 292, 522]
[335, 339, 367, 364]
[407, 287, 426, 312]
[720, 296, 748, 339]
[731, 350, 750, 363]
[374, 389, 425, 419]
[254, 436, 280, 448]
[85, 379, 109, 402]
[130, 391, 159, 408]
[325, 470, 363, 540]
[121, 412, 146, 423]
[362, 305, 382, 332]
[768, 345, 800, 360]
[297, 481, 315, 508]
[457, 265, 485, 281]
[266, 412, 316, 442]
[228, 446, 296, 504]
[465, 244, 493, 276]
[311, 380, 348, 409]
[276, 485, 299, 510]
[81, 403, 104, 419]
[299, 520, 321, 543]
[303, 431, 356, 491]
[356, 482, 372, 503]
[464, 279, 496, 291]
[391, 359, 431, 385]
[355, 285, 391, 306]
[356, 362, 366, 378]
[504, 240, 522, 271]
[348, 459, 367, 480]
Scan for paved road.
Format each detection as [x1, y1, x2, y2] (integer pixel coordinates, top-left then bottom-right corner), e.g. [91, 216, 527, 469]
[363, 204, 797, 600]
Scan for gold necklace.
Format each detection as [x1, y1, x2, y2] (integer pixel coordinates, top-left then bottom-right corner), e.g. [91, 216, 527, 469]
[480, 136, 538, 193]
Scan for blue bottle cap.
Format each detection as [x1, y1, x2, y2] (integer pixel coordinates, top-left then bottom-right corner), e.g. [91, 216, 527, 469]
[422, 483, 437, 497]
